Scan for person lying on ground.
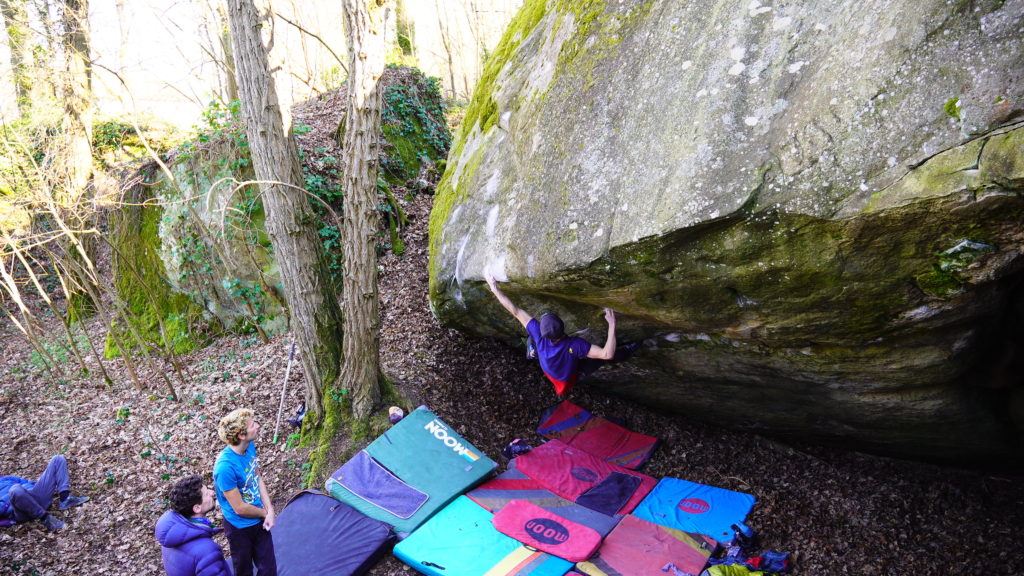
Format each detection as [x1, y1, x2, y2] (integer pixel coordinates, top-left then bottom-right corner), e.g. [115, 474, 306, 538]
[485, 270, 638, 398]
[155, 474, 232, 576]
[0, 455, 89, 532]
[214, 408, 277, 576]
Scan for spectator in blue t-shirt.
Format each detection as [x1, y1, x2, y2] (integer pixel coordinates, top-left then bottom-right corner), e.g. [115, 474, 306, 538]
[485, 270, 636, 397]
[213, 408, 276, 576]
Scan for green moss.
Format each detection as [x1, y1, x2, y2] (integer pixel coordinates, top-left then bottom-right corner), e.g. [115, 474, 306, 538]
[66, 291, 97, 324]
[865, 136, 988, 212]
[381, 124, 420, 184]
[914, 237, 995, 298]
[428, 144, 487, 292]
[477, 96, 500, 135]
[915, 267, 963, 297]
[943, 97, 962, 120]
[979, 126, 1024, 185]
[379, 68, 451, 185]
[553, 0, 656, 77]
[301, 377, 409, 488]
[430, 0, 667, 295]
[457, 0, 548, 145]
[106, 181, 206, 358]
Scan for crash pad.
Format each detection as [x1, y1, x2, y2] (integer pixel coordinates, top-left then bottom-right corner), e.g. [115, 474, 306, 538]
[273, 490, 393, 576]
[633, 477, 756, 542]
[537, 401, 658, 469]
[393, 496, 573, 576]
[514, 440, 655, 515]
[576, 514, 717, 576]
[326, 407, 497, 536]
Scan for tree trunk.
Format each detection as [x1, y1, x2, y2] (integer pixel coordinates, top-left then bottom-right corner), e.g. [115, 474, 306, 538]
[59, 0, 96, 319]
[225, 0, 344, 422]
[433, 0, 457, 100]
[27, 0, 58, 105]
[0, 0, 32, 115]
[61, 0, 91, 199]
[217, 3, 239, 103]
[338, 0, 392, 419]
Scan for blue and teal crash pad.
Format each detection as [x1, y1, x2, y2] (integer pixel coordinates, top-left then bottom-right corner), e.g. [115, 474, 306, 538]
[393, 496, 573, 576]
[326, 407, 497, 535]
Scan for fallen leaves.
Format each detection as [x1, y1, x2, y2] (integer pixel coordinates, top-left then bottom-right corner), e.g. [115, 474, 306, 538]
[1, 90, 1023, 576]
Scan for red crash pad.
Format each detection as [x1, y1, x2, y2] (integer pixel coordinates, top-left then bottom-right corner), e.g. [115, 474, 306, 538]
[492, 499, 603, 563]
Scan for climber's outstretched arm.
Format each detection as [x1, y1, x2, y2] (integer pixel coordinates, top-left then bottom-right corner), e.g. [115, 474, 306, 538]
[484, 270, 533, 329]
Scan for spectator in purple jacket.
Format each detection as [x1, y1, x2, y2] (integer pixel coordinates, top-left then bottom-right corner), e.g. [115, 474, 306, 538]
[155, 475, 231, 576]
[0, 455, 89, 532]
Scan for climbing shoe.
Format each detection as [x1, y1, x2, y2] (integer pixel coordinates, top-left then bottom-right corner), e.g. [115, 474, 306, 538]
[59, 494, 89, 510]
[610, 341, 641, 363]
[502, 438, 532, 459]
[41, 514, 65, 532]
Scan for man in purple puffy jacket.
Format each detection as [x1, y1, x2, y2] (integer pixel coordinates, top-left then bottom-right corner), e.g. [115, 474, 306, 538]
[155, 475, 231, 576]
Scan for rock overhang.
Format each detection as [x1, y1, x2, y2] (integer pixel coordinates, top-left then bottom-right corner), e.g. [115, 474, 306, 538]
[429, 0, 1024, 465]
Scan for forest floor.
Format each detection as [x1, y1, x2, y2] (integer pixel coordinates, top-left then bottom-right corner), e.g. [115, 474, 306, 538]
[2, 189, 1023, 576]
[2, 89, 1023, 574]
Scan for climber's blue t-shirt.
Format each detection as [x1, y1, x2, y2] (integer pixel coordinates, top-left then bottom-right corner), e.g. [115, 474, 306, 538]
[527, 318, 592, 395]
[213, 442, 263, 528]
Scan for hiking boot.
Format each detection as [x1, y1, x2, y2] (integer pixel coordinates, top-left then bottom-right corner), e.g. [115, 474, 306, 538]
[40, 514, 65, 532]
[59, 494, 89, 510]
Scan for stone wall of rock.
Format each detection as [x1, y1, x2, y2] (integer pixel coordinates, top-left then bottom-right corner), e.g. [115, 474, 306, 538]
[428, 0, 1024, 465]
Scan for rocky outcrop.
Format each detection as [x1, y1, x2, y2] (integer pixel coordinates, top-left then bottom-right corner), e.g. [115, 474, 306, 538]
[110, 67, 450, 351]
[428, 0, 1024, 465]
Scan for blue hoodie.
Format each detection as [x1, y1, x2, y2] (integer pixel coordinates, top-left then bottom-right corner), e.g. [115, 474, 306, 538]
[0, 475, 34, 526]
[154, 510, 232, 576]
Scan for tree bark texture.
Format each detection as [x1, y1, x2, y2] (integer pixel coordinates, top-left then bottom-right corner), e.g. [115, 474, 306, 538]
[0, 0, 32, 114]
[217, 3, 239, 103]
[58, 0, 96, 318]
[226, 0, 344, 421]
[60, 0, 92, 201]
[339, 0, 392, 418]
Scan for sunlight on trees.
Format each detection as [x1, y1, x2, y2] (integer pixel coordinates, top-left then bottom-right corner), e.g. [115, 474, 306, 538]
[0, 0, 492, 426]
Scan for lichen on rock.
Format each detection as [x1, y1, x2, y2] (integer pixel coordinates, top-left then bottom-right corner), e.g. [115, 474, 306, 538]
[429, 0, 1024, 464]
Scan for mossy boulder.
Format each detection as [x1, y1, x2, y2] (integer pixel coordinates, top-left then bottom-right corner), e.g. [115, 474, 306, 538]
[111, 66, 450, 347]
[428, 0, 1024, 466]
[106, 162, 209, 357]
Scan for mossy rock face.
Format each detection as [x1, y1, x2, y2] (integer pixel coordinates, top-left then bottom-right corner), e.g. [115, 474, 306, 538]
[110, 66, 451, 348]
[379, 66, 451, 186]
[155, 135, 288, 336]
[106, 162, 209, 357]
[429, 0, 1024, 465]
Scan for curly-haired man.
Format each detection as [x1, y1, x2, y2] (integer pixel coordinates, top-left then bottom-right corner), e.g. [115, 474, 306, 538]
[213, 408, 276, 576]
[154, 474, 230, 576]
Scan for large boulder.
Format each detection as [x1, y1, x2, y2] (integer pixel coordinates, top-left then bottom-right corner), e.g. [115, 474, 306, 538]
[428, 0, 1024, 465]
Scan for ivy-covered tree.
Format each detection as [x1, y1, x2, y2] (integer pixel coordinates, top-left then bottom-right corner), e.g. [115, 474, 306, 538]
[225, 0, 345, 422]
